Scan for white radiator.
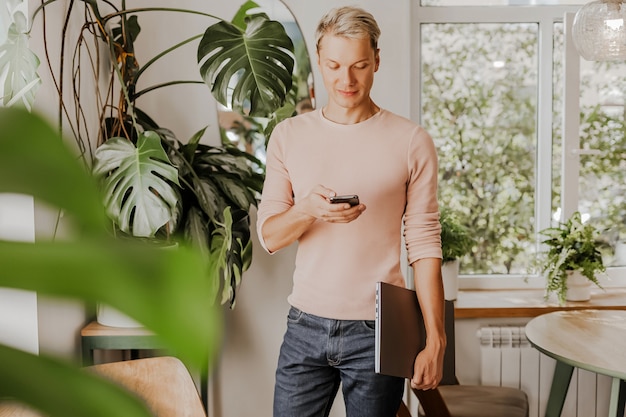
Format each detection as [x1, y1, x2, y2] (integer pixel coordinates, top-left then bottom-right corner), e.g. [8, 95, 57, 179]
[477, 325, 613, 417]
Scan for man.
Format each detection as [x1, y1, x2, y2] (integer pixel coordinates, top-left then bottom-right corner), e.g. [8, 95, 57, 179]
[256, 6, 445, 417]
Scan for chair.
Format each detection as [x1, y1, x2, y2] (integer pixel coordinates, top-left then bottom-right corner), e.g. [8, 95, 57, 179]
[86, 356, 206, 417]
[0, 402, 41, 417]
[397, 300, 529, 417]
[0, 356, 206, 417]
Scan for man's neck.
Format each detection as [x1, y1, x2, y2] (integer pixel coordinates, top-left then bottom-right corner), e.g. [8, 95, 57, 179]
[322, 101, 380, 125]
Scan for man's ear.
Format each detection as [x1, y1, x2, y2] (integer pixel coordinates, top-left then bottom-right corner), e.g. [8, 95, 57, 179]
[375, 49, 381, 72]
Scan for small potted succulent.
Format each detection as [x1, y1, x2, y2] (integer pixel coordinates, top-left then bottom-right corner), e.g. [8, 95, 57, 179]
[440, 206, 475, 300]
[538, 211, 606, 305]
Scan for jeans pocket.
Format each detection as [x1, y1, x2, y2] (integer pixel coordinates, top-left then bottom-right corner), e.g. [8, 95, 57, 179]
[287, 306, 304, 323]
[361, 320, 376, 331]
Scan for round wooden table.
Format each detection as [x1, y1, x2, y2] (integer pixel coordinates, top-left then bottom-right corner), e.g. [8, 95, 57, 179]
[525, 310, 626, 417]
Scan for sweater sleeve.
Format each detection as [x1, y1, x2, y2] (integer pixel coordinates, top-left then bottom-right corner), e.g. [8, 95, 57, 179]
[255, 123, 293, 254]
[403, 126, 442, 264]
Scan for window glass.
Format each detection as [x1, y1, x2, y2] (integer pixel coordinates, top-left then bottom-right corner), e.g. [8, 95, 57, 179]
[551, 23, 564, 230]
[578, 62, 626, 269]
[553, 23, 626, 269]
[421, 23, 538, 274]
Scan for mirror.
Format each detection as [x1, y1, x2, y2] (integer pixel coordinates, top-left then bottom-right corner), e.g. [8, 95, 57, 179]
[216, 0, 314, 166]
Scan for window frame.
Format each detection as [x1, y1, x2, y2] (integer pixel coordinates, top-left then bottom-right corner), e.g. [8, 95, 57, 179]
[411, 3, 625, 289]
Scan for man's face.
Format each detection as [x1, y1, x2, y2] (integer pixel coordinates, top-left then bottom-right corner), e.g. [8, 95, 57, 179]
[317, 34, 379, 111]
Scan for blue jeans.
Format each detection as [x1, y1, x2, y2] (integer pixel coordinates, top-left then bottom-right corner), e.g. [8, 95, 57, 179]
[273, 307, 405, 417]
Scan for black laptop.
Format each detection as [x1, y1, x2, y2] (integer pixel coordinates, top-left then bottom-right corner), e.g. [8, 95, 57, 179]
[375, 281, 426, 379]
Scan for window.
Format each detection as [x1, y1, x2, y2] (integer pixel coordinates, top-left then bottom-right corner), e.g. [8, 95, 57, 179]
[558, 15, 626, 279]
[421, 22, 538, 275]
[413, 3, 626, 285]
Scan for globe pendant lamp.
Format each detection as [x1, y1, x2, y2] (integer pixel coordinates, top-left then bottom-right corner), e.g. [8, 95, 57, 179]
[572, 0, 626, 61]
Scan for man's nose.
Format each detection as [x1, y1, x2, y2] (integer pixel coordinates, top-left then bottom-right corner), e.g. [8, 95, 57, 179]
[339, 68, 355, 86]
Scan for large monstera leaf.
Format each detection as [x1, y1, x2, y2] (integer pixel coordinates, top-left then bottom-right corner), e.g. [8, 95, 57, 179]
[93, 132, 180, 237]
[198, 14, 294, 117]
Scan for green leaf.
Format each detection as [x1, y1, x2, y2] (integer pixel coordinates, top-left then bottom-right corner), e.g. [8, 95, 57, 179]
[231, 0, 264, 30]
[214, 173, 257, 210]
[0, 108, 221, 417]
[440, 206, 476, 263]
[264, 101, 297, 143]
[184, 205, 210, 256]
[198, 152, 253, 176]
[231, 209, 252, 274]
[112, 15, 141, 46]
[0, 345, 153, 417]
[241, 237, 253, 271]
[0, 238, 221, 369]
[0, 107, 105, 234]
[93, 132, 181, 237]
[197, 15, 294, 117]
[0, 10, 41, 110]
[208, 207, 235, 305]
[188, 126, 209, 147]
[190, 175, 224, 221]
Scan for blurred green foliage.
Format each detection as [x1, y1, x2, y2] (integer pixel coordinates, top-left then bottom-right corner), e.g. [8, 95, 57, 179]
[0, 107, 221, 417]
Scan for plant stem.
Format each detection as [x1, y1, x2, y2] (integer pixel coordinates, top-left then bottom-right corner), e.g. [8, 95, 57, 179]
[133, 81, 205, 100]
[100, 7, 222, 24]
[132, 35, 203, 84]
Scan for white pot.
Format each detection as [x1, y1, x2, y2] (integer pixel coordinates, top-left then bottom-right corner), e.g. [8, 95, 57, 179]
[565, 270, 591, 302]
[441, 260, 460, 301]
[96, 304, 142, 328]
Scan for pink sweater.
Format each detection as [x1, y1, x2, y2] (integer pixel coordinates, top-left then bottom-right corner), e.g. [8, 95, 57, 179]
[256, 109, 442, 320]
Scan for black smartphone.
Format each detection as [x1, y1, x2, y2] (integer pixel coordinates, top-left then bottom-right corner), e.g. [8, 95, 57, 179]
[329, 194, 360, 206]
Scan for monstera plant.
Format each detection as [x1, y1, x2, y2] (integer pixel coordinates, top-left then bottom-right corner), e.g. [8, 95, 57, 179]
[1, 0, 299, 306]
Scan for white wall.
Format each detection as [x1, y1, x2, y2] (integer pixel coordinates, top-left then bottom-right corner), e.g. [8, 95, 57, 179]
[0, 194, 39, 355]
[26, 0, 91, 361]
[0, 1, 39, 357]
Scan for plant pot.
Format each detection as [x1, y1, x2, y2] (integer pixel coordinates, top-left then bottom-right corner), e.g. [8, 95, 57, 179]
[442, 260, 460, 301]
[565, 270, 591, 302]
[96, 304, 142, 328]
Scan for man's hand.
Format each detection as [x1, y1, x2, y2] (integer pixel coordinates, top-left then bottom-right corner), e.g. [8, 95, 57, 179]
[261, 184, 366, 252]
[299, 185, 366, 223]
[410, 340, 445, 390]
[410, 258, 446, 390]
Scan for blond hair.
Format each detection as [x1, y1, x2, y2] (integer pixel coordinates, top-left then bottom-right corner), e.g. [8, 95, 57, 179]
[315, 6, 381, 52]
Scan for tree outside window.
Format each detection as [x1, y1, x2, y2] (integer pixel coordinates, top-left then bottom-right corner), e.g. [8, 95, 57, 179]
[421, 19, 626, 276]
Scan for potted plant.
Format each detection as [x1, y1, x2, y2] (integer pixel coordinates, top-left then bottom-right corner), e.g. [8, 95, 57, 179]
[440, 206, 475, 300]
[538, 211, 606, 305]
[1, 0, 305, 308]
